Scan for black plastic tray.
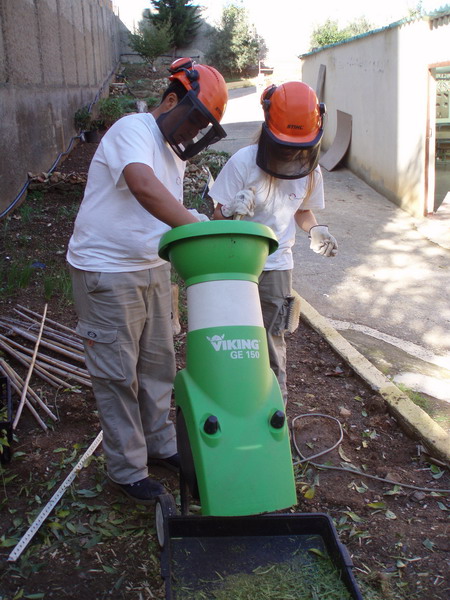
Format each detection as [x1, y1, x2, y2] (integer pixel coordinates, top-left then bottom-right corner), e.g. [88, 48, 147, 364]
[160, 512, 363, 599]
[0, 376, 13, 464]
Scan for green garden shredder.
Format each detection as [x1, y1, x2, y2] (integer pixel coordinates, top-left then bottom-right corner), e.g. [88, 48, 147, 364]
[158, 219, 297, 517]
[155, 220, 363, 600]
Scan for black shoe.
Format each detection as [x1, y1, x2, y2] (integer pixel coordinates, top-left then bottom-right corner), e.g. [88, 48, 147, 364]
[109, 476, 165, 505]
[148, 453, 180, 473]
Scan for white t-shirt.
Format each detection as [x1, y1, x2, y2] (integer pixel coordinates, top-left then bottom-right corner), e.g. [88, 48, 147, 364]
[67, 113, 185, 272]
[209, 145, 325, 270]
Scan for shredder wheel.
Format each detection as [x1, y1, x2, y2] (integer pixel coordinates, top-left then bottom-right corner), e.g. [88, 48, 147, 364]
[155, 493, 177, 548]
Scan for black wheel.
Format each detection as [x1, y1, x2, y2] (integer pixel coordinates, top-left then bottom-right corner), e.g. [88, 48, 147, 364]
[155, 493, 177, 548]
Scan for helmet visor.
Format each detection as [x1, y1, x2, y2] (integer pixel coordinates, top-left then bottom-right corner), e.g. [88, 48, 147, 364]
[157, 91, 227, 160]
[256, 124, 322, 179]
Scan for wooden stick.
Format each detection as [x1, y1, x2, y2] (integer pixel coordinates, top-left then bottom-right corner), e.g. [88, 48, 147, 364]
[16, 304, 78, 336]
[0, 318, 84, 354]
[0, 334, 90, 381]
[0, 358, 45, 407]
[0, 364, 48, 431]
[0, 360, 58, 422]
[9, 312, 84, 350]
[34, 359, 91, 388]
[0, 340, 82, 392]
[7, 316, 84, 351]
[2, 325, 85, 363]
[13, 304, 48, 429]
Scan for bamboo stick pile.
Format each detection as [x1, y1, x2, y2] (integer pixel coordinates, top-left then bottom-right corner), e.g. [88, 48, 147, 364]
[0, 305, 91, 431]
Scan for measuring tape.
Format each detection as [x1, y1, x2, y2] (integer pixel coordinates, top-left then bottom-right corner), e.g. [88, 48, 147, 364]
[7, 430, 103, 562]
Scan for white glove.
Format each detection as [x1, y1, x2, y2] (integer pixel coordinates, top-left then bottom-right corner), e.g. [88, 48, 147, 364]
[309, 225, 338, 257]
[221, 188, 256, 218]
[188, 208, 209, 222]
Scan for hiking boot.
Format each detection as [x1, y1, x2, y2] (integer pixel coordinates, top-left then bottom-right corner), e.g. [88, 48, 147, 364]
[148, 453, 180, 473]
[109, 476, 165, 505]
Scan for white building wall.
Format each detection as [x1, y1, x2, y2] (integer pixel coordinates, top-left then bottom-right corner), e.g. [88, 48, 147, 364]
[300, 16, 450, 217]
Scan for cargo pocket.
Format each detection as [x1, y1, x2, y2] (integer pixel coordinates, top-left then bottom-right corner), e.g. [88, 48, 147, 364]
[76, 321, 126, 381]
[270, 301, 286, 336]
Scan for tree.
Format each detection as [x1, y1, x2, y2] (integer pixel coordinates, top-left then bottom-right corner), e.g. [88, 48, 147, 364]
[408, 1, 424, 18]
[310, 17, 373, 50]
[206, 5, 265, 77]
[346, 17, 374, 37]
[148, 0, 202, 55]
[128, 20, 173, 70]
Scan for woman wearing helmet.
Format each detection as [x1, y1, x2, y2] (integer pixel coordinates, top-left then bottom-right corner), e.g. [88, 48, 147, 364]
[210, 81, 337, 403]
[67, 59, 227, 505]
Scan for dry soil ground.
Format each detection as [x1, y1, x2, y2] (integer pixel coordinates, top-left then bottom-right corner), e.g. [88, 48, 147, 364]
[0, 71, 449, 600]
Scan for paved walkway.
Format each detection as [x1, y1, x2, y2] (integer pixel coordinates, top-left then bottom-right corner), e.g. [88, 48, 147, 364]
[215, 86, 450, 462]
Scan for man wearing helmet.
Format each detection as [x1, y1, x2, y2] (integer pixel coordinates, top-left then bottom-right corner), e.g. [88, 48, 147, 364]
[67, 59, 227, 504]
[211, 81, 337, 403]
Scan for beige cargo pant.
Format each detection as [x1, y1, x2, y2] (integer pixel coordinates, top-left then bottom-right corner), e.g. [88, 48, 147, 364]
[258, 269, 292, 403]
[70, 264, 177, 484]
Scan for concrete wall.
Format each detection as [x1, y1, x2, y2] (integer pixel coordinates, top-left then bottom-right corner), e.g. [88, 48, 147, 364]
[300, 14, 450, 217]
[0, 0, 122, 215]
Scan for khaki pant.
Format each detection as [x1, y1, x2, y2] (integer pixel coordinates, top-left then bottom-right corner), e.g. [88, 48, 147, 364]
[258, 270, 292, 403]
[70, 264, 176, 484]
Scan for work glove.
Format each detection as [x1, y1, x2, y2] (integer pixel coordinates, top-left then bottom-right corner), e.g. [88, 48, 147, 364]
[309, 225, 338, 257]
[188, 208, 209, 222]
[221, 188, 256, 218]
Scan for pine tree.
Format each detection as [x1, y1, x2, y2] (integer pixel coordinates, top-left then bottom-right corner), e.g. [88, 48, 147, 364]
[149, 0, 202, 54]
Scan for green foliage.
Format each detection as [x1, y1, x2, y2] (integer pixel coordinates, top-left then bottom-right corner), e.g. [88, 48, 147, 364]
[346, 17, 374, 37]
[97, 98, 124, 128]
[206, 5, 265, 77]
[128, 19, 172, 67]
[310, 17, 374, 50]
[189, 149, 230, 179]
[43, 268, 73, 304]
[310, 19, 348, 49]
[0, 260, 34, 296]
[74, 105, 91, 132]
[18, 201, 43, 223]
[147, 0, 202, 53]
[0, 427, 10, 459]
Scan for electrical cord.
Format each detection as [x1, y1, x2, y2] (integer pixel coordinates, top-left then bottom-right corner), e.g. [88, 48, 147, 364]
[290, 413, 450, 494]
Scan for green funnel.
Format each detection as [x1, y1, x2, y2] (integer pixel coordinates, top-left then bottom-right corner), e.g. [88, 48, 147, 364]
[158, 220, 278, 286]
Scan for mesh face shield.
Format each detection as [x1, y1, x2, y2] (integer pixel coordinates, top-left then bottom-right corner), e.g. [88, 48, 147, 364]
[256, 124, 322, 180]
[157, 91, 226, 160]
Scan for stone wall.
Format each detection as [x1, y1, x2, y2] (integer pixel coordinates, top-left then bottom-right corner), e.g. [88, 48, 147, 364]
[0, 0, 122, 216]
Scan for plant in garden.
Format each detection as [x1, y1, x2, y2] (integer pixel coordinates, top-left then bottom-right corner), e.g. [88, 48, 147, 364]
[0, 260, 34, 297]
[97, 97, 125, 128]
[43, 268, 72, 304]
[189, 149, 230, 178]
[128, 19, 173, 71]
[73, 105, 92, 132]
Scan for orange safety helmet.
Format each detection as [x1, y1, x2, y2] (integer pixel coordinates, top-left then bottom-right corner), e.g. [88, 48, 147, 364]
[156, 58, 228, 160]
[256, 81, 326, 179]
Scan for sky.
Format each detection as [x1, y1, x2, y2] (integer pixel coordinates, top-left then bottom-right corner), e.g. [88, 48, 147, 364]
[114, 0, 448, 57]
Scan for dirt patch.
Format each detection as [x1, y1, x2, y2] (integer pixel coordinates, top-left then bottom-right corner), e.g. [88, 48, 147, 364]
[0, 104, 449, 600]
